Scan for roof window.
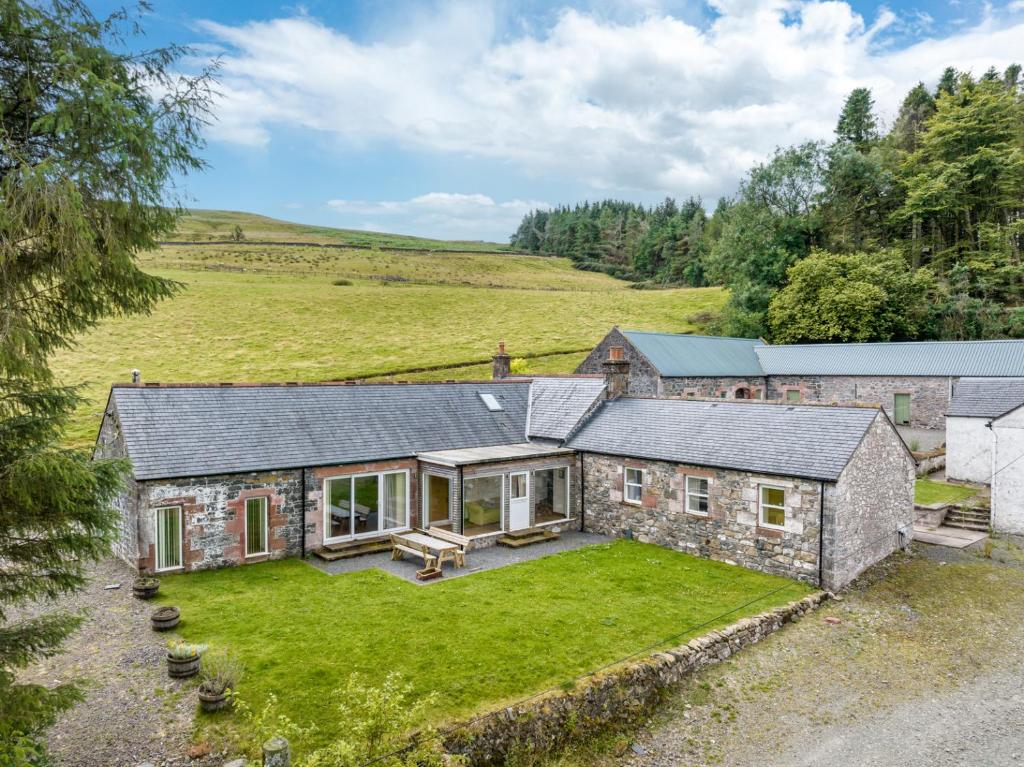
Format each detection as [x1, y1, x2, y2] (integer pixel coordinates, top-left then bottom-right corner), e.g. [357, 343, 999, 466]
[479, 392, 504, 412]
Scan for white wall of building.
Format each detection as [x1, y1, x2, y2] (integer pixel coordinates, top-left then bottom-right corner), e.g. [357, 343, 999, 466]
[946, 416, 994, 484]
[992, 406, 1024, 534]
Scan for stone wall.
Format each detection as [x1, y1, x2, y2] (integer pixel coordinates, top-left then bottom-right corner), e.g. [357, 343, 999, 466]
[139, 470, 304, 573]
[823, 413, 915, 590]
[574, 327, 660, 396]
[581, 454, 822, 584]
[94, 401, 140, 567]
[765, 375, 953, 429]
[444, 590, 829, 766]
[660, 376, 768, 399]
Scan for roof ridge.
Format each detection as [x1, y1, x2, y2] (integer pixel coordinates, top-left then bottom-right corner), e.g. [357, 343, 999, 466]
[111, 379, 530, 390]
[616, 396, 880, 414]
[623, 329, 761, 343]
[760, 338, 1024, 349]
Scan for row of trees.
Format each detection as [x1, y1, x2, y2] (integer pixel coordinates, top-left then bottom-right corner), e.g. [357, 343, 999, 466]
[512, 64, 1024, 342]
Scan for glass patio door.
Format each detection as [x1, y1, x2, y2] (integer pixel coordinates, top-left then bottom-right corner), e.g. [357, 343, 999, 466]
[325, 471, 408, 544]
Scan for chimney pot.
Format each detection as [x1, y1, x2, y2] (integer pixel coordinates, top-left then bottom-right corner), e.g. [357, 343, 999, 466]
[131, 369, 141, 385]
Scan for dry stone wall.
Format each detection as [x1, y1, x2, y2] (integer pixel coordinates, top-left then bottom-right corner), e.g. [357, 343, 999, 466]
[443, 591, 829, 766]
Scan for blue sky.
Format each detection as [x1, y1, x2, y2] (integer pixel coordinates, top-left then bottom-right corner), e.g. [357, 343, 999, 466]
[94, 0, 1024, 241]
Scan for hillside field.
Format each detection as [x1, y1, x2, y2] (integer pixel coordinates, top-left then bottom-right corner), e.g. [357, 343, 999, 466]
[55, 211, 726, 446]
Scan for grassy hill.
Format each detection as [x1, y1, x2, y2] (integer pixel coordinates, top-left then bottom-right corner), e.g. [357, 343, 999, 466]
[54, 210, 727, 445]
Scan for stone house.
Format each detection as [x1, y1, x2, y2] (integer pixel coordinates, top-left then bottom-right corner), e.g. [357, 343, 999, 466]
[567, 397, 915, 590]
[96, 345, 913, 590]
[576, 327, 1024, 429]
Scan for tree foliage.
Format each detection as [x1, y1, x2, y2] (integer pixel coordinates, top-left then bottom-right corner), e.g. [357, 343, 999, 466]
[768, 250, 935, 343]
[0, 2, 214, 761]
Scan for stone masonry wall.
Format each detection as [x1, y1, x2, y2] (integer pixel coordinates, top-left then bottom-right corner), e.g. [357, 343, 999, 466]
[581, 453, 822, 584]
[661, 376, 769, 399]
[139, 470, 304, 573]
[444, 590, 829, 766]
[574, 327, 660, 397]
[765, 375, 953, 429]
[94, 401, 140, 567]
[824, 414, 916, 590]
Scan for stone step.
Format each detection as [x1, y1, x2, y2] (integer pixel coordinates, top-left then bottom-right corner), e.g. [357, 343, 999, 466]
[497, 529, 560, 548]
[945, 510, 991, 521]
[312, 537, 392, 561]
[942, 519, 990, 532]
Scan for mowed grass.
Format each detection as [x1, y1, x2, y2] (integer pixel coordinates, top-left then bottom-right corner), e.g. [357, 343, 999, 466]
[54, 267, 726, 446]
[156, 541, 810, 755]
[914, 478, 978, 506]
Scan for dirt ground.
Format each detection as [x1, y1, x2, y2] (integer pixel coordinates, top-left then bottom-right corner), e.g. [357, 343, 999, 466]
[13, 559, 224, 767]
[583, 537, 1024, 767]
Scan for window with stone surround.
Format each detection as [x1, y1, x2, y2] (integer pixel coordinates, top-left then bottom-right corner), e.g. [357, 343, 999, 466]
[624, 467, 643, 504]
[759, 485, 786, 528]
[785, 389, 801, 403]
[245, 497, 269, 557]
[685, 476, 709, 515]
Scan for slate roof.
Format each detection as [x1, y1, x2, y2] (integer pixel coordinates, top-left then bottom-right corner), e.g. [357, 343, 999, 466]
[525, 377, 606, 440]
[622, 331, 765, 377]
[568, 399, 881, 481]
[947, 378, 1024, 418]
[755, 340, 1024, 377]
[110, 382, 531, 480]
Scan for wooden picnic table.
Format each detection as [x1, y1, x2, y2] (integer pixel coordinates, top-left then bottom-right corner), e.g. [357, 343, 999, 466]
[401, 531, 463, 569]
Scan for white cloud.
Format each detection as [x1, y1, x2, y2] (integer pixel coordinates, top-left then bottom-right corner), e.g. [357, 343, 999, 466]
[325, 192, 550, 240]
[199, 1, 1024, 201]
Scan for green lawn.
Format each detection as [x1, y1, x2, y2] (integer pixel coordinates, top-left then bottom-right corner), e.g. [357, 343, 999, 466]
[156, 541, 809, 755]
[914, 478, 977, 505]
[53, 267, 725, 446]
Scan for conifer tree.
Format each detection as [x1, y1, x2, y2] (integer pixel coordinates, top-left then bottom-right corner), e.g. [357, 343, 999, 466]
[0, 3, 214, 761]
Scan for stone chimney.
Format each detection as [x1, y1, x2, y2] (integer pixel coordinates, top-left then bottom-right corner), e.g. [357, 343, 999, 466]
[602, 345, 630, 399]
[131, 369, 141, 385]
[492, 341, 511, 380]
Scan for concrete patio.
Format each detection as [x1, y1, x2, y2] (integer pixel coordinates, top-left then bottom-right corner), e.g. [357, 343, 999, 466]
[305, 530, 612, 584]
[913, 525, 988, 549]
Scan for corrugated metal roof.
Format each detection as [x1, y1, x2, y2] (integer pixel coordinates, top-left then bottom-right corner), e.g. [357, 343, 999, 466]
[755, 340, 1024, 376]
[525, 377, 606, 440]
[947, 377, 1024, 418]
[568, 399, 880, 481]
[111, 382, 531, 480]
[623, 331, 765, 377]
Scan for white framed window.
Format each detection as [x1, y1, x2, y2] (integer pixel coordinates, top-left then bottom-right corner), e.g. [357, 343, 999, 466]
[685, 476, 709, 515]
[245, 497, 269, 557]
[624, 467, 644, 504]
[155, 505, 183, 572]
[759, 485, 786, 529]
[323, 469, 410, 544]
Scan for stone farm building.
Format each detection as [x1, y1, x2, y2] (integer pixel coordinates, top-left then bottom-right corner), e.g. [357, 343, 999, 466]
[95, 348, 915, 591]
[576, 327, 1024, 430]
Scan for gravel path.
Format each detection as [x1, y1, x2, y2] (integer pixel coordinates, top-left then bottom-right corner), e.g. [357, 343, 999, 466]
[13, 559, 224, 767]
[615, 543, 1024, 767]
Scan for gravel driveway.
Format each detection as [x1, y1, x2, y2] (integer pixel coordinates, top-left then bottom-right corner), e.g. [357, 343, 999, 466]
[612, 540, 1024, 767]
[13, 559, 224, 767]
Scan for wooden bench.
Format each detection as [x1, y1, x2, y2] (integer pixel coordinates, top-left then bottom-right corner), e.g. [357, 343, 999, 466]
[426, 527, 468, 568]
[390, 533, 437, 569]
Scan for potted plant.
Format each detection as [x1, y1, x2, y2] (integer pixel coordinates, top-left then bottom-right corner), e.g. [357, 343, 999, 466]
[133, 576, 160, 600]
[197, 650, 243, 712]
[151, 605, 180, 632]
[167, 640, 206, 679]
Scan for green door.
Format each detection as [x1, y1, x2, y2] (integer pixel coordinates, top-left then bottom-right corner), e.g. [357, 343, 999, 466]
[894, 393, 911, 425]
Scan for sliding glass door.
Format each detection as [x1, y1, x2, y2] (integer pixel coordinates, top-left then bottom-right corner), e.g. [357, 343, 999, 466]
[324, 470, 408, 543]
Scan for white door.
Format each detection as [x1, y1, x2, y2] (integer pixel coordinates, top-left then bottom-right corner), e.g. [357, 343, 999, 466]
[509, 472, 530, 531]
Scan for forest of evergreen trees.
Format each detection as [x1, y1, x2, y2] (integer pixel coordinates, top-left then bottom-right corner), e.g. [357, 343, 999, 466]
[510, 64, 1024, 342]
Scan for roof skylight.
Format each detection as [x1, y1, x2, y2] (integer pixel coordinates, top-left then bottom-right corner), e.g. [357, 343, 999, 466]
[479, 392, 504, 412]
